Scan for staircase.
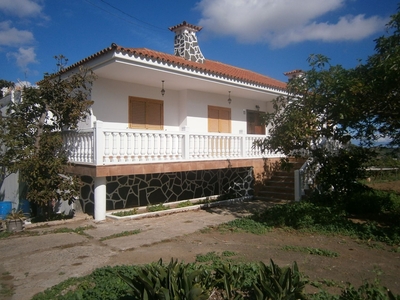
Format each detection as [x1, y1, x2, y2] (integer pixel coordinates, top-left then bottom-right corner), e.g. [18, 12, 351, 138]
[256, 160, 305, 202]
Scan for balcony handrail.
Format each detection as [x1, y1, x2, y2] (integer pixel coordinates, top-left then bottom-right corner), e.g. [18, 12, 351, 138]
[63, 121, 284, 165]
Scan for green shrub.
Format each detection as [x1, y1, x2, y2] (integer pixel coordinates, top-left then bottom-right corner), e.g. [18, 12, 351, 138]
[345, 189, 400, 215]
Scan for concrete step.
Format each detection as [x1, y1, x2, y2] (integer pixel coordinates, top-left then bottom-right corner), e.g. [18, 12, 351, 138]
[258, 190, 294, 201]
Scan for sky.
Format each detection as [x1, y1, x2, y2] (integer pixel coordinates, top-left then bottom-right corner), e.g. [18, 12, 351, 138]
[0, 0, 398, 86]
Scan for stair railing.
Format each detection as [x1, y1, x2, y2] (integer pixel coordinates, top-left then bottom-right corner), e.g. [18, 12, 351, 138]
[294, 137, 342, 201]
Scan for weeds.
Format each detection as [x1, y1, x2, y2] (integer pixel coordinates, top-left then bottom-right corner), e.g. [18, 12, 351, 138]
[111, 208, 138, 217]
[281, 245, 339, 257]
[99, 229, 141, 241]
[147, 203, 169, 212]
[177, 200, 193, 208]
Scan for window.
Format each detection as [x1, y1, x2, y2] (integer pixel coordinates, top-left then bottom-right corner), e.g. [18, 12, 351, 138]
[208, 105, 231, 133]
[129, 96, 163, 130]
[247, 110, 265, 135]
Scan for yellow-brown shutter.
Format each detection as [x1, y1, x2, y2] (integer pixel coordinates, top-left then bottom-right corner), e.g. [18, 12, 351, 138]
[129, 97, 163, 130]
[208, 105, 231, 133]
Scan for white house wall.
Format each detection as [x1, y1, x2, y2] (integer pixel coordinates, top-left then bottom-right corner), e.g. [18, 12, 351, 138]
[85, 77, 275, 134]
[90, 77, 181, 131]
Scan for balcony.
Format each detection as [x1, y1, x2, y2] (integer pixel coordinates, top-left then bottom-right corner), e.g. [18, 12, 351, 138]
[63, 121, 283, 168]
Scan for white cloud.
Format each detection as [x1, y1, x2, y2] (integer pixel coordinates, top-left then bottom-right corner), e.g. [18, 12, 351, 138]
[0, 0, 43, 18]
[0, 21, 34, 46]
[7, 47, 38, 70]
[197, 0, 387, 47]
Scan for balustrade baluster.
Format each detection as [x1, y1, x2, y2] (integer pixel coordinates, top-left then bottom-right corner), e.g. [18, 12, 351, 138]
[127, 133, 133, 162]
[148, 134, 154, 161]
[112, 133, 118, 163]
[172, 134, 177, 160]
[154, 133, 160, 161]
[198, 135, 204, 158]
[177, 134, 182, 160]
[195, 135, 201, 158]
[141, 133, 146, 161]
[104, 132, 110, 163]
[189, 135, 194, 159]
[160, 134, 165, 160]
[220, 136, 225, 157]
[166, 134, 171, 160]
[119, 133, 125, 162]
[134, 133, 140, 161]
[203, 135, 209, 159]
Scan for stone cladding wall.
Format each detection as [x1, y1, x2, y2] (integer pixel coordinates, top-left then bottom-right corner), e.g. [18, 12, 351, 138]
[80, 167, 254, 214]
[174, 30, 205, 63]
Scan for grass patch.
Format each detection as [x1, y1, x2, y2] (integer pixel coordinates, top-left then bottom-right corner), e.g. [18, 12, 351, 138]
[218, 217, 271, 235]
[176, 200, 193, 208]
[111, 208, 138, 217]
[0, 282, 14, 297]
[281, 245, 339, 257]
[0, 229, 39, 239]
[147, 203, 170, 212]
[250, 200, 400, 246]
[195, 251, 221, 263]
[99, 229, 141, 241]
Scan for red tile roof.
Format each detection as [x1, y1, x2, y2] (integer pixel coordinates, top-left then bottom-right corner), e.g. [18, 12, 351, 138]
[64, 43, 287, 91]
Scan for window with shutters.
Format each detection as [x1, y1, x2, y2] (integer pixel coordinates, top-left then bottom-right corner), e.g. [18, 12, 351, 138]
[246, 110, 265, 135]
[129, 97, 163, 130]
[208, 105, 231, 133]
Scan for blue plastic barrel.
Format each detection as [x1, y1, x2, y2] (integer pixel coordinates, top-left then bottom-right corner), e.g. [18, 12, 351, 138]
[18, 200, 30, 217]
[0, 201, 12, 220]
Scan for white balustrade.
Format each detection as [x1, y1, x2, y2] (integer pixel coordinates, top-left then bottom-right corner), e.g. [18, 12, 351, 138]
[63, 122, 283, 166]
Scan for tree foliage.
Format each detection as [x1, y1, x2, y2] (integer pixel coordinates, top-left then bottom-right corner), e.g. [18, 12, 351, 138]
[0, 59, 95, 213]
[258, 6, 400, 201]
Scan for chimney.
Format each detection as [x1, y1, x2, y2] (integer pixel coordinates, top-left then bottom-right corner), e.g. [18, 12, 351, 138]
[283, 69, 304, 81]
[169, 21, 205, 63]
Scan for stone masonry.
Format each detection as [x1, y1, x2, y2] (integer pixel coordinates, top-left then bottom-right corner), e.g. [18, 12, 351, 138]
[80, 167, 254, 214]
[169, 21, 205, 63]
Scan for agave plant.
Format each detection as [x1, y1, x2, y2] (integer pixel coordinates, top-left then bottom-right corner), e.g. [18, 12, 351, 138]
[118, 258, 210, 300]
[252, 260, 308, 300]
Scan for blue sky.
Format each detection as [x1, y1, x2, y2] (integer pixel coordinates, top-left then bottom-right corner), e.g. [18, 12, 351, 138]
[0, 0, 398, 85]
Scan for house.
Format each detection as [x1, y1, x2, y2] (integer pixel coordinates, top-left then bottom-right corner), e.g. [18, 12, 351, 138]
[10, 21, 292, 221]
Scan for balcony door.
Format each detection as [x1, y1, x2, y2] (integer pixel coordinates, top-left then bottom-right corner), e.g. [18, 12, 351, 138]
[208, 105, 231, 133]
[247, 110, 265, 135]
[129, 96, 163, 130]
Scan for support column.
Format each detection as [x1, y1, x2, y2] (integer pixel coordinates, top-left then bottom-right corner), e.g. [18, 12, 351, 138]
[94, 176, 107, 221]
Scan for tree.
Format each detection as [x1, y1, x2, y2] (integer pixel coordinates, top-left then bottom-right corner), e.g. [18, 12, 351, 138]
[258, 7, 400, 202]
[0, 79, 15, 97]
[353, 7, 400, 146]
[0, 56, 95, 216]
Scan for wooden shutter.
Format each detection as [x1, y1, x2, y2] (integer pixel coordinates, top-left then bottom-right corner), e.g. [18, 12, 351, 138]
[146, 100, 163, 130]
[129, 97, 163, 130]
[208, 106, 219, 132]
[208, 105, 231, 133]
[247, 110, 265, 135]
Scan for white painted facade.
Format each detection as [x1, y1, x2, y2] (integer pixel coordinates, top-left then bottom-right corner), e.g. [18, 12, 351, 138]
[84, 77, 274, 135]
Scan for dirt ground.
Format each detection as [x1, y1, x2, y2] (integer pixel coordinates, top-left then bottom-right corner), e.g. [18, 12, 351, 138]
[110, 227, 400, 296]
[366, 179, 400, 193]
[0, 184, 399, 299]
